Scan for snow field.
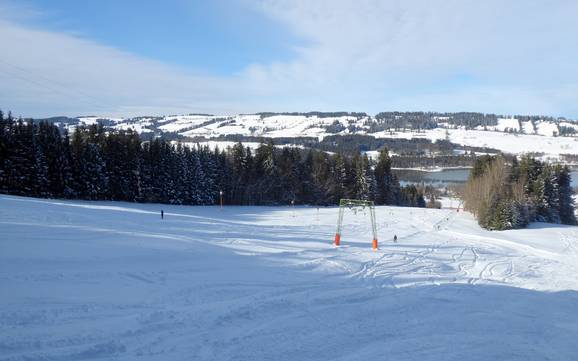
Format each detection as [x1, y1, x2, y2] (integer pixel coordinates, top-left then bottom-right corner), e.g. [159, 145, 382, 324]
[58, 114, 578, 158]
[494, 117, 520, 132]
[1, 195, 578, 360]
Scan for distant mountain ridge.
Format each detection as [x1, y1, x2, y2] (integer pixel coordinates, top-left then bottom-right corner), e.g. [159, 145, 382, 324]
[33, 111, 578, 159]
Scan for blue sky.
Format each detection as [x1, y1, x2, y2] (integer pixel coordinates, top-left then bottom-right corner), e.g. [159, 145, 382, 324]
[1, 0, 577, 118]
[19, 0, 302, 75]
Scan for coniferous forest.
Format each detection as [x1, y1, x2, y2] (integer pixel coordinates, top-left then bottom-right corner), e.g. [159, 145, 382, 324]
[463, 155, 576, 230]
[0, 111, 425, 207]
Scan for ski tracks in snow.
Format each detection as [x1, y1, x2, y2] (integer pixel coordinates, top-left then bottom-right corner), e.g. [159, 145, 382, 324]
[4, 197, 578, 360]
[342, 209, 533, 289]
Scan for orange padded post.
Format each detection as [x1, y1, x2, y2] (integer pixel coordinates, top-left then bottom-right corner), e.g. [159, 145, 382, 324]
[334, 233, 341, 246]
[372, 238, 378, 250]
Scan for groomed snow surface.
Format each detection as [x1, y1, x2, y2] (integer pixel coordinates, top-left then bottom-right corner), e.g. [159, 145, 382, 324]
[1, 195, 578, 360]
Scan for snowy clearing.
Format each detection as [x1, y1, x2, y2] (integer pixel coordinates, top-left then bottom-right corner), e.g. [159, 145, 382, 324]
[1, 195, 578, 360]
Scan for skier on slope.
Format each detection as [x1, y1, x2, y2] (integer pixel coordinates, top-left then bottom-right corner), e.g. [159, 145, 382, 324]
[161, 210, 164, 219]
[394, 234, 397, 243]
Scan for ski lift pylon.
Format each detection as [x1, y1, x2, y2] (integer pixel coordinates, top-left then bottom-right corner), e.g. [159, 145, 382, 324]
[334, 199, 378, 250]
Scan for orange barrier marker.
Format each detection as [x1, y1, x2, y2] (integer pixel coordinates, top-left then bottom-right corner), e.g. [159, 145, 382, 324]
[372, 238, 378, 250]
[334, 233, 341, 246]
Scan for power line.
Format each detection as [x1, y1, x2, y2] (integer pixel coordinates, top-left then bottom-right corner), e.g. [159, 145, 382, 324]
[0, 58, 109, 112]
[0, 58, 242, 117]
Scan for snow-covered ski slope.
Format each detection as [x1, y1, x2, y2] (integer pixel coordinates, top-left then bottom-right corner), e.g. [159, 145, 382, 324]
[2, 195, 578, 360]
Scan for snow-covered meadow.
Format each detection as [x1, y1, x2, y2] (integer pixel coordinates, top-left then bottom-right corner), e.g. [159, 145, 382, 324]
[67, 114, 578, 160]
[1, 195, 578, 360]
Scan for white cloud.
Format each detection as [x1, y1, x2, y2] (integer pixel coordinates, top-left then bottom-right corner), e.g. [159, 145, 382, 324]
[247, 0, 578, 115]
[1, 0, 578, 118]
[0, 16, 254, 117]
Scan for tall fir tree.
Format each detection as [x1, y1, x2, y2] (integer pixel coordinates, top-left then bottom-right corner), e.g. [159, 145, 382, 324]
[374, 148, 394, 204]
[555, 165, 577, 225]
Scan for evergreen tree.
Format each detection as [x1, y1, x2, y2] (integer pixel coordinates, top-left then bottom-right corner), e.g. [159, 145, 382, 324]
[311, 151, 331, 205]
[31, 124, 50, 197]
[229, 142, 248, 204]
[0, 109, 429, 209]
[60, 130, 76, 198]
[11, 119, 37, 195]
[0, 110, 12, 192]
[555, 165, 577, 225]
[199, 145, 218, 204]
[161, 141, 179, 204]
[352, 152, 370, 200]
[534, 165, 560, 223]
[253, 140, 281, 204]
[327, 152, 347, 203]
[71, 127, 109, 200]
[84, 143, 109, 200]
[374, 148, 394, 204]
[466, 154, 576, 230]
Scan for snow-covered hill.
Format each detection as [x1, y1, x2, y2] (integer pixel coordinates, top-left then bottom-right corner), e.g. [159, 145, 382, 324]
[2, 195, 578, 360]
[46, 113, 578, 159]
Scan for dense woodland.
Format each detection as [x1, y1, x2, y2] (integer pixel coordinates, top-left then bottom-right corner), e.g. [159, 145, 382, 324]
[373, 112, 495, 130]
[0, 111, 425, 207]
[35, 111, 575, 171]
[463, 155, 576, 230]
[371, 112, 565, 132]
[188, 134, 487, 168]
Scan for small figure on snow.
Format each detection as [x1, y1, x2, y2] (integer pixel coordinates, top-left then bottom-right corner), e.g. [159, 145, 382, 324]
[393, 234, 397, 243]
[161, 210, 164, 219]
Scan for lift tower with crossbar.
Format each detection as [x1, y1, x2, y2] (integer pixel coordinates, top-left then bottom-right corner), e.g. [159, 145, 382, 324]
[334, 199, 378, 250]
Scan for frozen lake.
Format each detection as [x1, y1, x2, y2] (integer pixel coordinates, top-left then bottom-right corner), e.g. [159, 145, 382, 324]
[395, 168, 578, 188]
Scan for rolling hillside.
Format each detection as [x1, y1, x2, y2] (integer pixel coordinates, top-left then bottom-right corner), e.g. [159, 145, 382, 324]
[41, 112, 578, 160]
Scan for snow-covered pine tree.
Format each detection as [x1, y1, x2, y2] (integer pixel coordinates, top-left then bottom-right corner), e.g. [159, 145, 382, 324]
[365, 155, 378, 202]
[181, 146, 197, 204]
[12, 119, 37, 195]
[125, 130, 143, 202]
[327, 152, 347, 203]
[31, 123, 50, 197]
[374, 147, 394, 204]
[301, 150, 325, 205]
[548, 165, 561, 223]
[60, 130, 76, 198]
[534, 165, 560, 223]
[555, 164, 577, 225]
[37, 122, 65, 197]
[254, 140, 280, 204]
[229, 142, 247, 204]
[83, 143, 109, 200]
[199, 145, 218, 205]
[352, 152, 370, 200]
[171, 143, 187, 205]
[0, 110, 11, 192]
[298, 150, 313, 203]
[161, 142, 179, 204]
